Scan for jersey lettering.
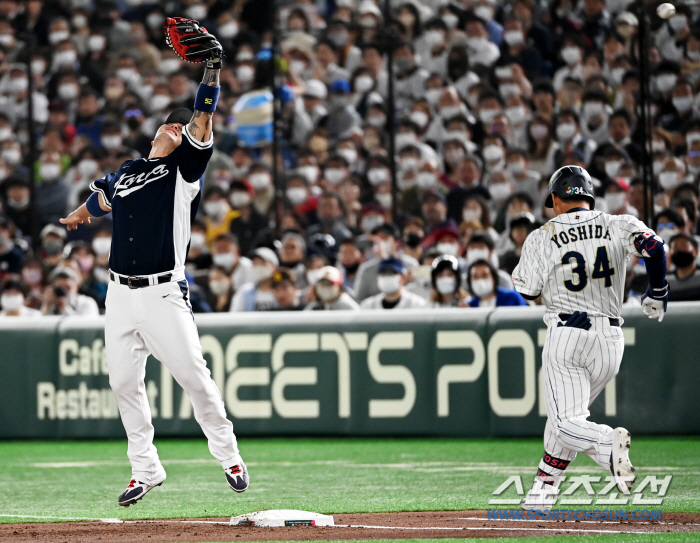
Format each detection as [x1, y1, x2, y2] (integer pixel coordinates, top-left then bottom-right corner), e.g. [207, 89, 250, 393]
[551, 226, 610, 247]
[114, 164, 170, 198]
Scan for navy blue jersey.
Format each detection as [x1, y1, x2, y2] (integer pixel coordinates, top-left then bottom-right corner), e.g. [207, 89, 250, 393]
[90, 128, 213, 276]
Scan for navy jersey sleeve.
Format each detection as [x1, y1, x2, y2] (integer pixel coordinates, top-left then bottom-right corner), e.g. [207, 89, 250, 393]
[177, 127, 214, 183]
[89, 171, 120, 209]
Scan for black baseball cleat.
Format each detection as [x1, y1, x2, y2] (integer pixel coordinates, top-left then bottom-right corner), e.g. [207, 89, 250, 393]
[224, 460, 249, 493]
[118, 479, 163, 507]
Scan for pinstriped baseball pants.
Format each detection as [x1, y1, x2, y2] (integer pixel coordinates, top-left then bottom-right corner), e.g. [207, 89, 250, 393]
[538, 320, 625, 478]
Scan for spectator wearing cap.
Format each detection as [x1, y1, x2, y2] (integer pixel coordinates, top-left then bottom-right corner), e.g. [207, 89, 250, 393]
[354, 222, 420, 301]
[210, 233, 252, 294]
[267, 268, 305, 311]
[393, 41, 429, 113]
[324, 79, 361, 143]
[302, 79, 329, 128]
[467, 259, 527, 307]
[0, 215, 25, 280]
[0, 279, 40, 317]
[360, 257, 427, 309]
[306, 265, 360, 310]
[278, 232, 308, 288]
[42, 266, 99, 316]
[667, 233, 700, 301]
[39, 224, 66, 271]
[359, 202, 385, 234]
[430, 255, 469, 308]
[424, 223, 461, 259]
[228, 180, 269, 256]
[603, 176, 637, 217]
[499, 212, 536, 275]
[231, 247, 279, 312]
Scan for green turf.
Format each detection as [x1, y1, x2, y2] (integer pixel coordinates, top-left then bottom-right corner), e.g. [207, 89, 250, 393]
[0, 437, 697, 523]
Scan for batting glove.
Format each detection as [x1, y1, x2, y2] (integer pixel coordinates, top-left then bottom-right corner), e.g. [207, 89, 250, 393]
[557, 310, 592, 330]
[641, 282, 669, 322]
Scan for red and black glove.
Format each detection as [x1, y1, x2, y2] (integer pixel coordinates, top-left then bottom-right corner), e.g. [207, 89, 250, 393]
[164, 17, 224, 69]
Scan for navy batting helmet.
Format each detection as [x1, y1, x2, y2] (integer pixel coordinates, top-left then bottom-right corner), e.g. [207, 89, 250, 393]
[544, 165, 595, 209]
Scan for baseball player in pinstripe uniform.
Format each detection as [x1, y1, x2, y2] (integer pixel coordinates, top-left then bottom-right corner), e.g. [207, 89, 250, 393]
[512, 166, 668, 510]
[60, 20, 248, 506]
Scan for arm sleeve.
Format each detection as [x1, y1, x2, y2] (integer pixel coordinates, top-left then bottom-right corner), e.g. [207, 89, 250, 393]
[177, 127, 214, 183]
[615, 215, 656, 257]
[511, 229, 545, 298]
[89, 172, 116, 209]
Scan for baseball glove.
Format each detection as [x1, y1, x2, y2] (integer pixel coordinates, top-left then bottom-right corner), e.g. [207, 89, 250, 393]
[164, 17, 223, 68]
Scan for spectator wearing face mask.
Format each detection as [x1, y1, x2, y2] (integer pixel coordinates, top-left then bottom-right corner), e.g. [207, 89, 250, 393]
[38, 224, 66, 272]
[1, 178, 32, 236]
[354, 223, 419, 301]
[207, 265, 235, 312]
[230, 247, 280, 311]
[210, 233, 252, 293]
[464, 231, 513, 289]
[0, 215, 25, 280]
[429, 255, 469, 307]
[42, 266, 99, 316]
[667, 233, 700, 301]
[552, 35, 586, 91]
[324, 79, 361, 143]
[201, 186, 235, 246]
[336, 237, 365, 293]
[579, 89, 611, 145]
[247, 163, 274, 215]
[602, 177, 636, 216]
[278, 231, 308, 288]
[466, 259, 527, 307]
[305, 265, 360, 310]
[0, 279, 40, 317]
[498, 18, 544, 81]
[402, 218, 425, 263]
[392, 42, 429, 113]
[527, 116, 559, 177]
[35, 150, 69, 227]
[425, 224, 462, 259]
[360, 257, 427, 309]
[227, 180, 268, 256]
[185, 220, 213, 273]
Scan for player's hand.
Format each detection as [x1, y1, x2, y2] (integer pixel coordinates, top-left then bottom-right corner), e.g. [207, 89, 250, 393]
[641, 283, 669, 322]
[558, 310, 592, 330]
[60, 210, 91, 231]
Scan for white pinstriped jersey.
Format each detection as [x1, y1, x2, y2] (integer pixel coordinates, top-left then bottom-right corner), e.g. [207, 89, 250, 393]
[512, 210, 654, 321]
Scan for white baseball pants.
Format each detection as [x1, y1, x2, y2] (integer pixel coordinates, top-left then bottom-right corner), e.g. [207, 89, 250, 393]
[539, 318, 625, 478]
[105, 278, 240, 485]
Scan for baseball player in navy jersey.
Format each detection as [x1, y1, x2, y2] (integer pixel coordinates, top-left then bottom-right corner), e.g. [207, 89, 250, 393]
[60, 22, 248, 507]
[511, 166, 669, 510]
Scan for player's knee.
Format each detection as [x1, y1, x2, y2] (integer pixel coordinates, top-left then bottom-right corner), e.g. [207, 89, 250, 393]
[108, 372, 137, 394]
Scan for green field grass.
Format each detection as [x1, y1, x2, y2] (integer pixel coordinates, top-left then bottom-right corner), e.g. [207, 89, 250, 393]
[0, 437, 698, 523]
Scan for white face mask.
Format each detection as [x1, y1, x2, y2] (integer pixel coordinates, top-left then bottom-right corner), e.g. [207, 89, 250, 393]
[337, 148, 357, 165]
[101, 135, 122, 150]
[604, 160, 623, 179]
[367, 168, 390, 185]
[400, 157, 419, 172]
[658, 171, 679, 190]
[1, 293, 24, 311]
[377, 274, 402, 294]
[248, 172, 271, 190]
[297, 165, 319, 183]
[77, 159, 99, 178]
[40, 163, 61, 181]
[561, 46, 581, 65]
[354, 75, 374, 94]
[229, 192, 251, 208]
[251, 265, 273, 284]
[218, 21, 239, 39]
[506, 161, 525, 175]
[416, 172, 437, 189]
[316, 283, 340, 302]
[0, 128, 11, 142]
[503, 30, 524, 47]
[55, 49, 77, 67]
[467, 37, 489, 51]
[467, 247, 490, 265]
[186, 4, 207, 20]
[582, 102, 604, 120]
[489, 182, 512, 201]
[212, 252, 236, 270]
[425, 88, 442, 106]
[656, 74, 677, 94]
[673, 95, 694, 113]
[424, 29, 444, 48]
[439, 105, 461, 120]
[189, 232, 206, 250]
[204, 200, 228, 217]
[474, 5, 494, 21]
[556, 122, 577, 142]
[505, 105, 527, 125]
[324, 168, 346, 184]
[209, 279, 230, 295]
[436, 242, 459, 257]
[92, 237, 111, 255]
[409, 110, 429, 129]
[462, 209, 481, 222]
[161, 58, 181, 75]
[395, 132, 417, 149]
[1, 148, 20, 165]
[479, 108, 500, 124]
[499, 84, 520, 98]
[88, 34, 106, 52]
[610, 67, 626, 86]
[471, 277, 494, 298]
[375, 192, 392, 209]
[31, 60, 46, 75]
[604, 192, 626, 212]
[49, 30, 70, 45]
[236, 65, 254, 83]
[436, 276, 457, 295]
[483, 144, 504, 163]
[58, 83, 79, 101]
[286, 187, 307, 205]
[9, 77, 28, 94]
[151, 94, 171, 111]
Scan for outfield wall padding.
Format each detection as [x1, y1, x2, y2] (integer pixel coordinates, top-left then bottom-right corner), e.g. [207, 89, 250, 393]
[1, 303, 697, 438]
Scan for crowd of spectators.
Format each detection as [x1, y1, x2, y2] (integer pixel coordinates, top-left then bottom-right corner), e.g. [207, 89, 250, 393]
[2, 0, 700, 316]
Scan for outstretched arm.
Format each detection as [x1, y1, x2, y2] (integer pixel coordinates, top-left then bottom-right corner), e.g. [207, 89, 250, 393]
[60, 193, 111, 231]
[187, 66, 220, 143]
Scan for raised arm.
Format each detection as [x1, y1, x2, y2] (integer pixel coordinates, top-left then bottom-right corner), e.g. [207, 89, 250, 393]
[60, 192, 111, 231]
[187, 65, 220, 143]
